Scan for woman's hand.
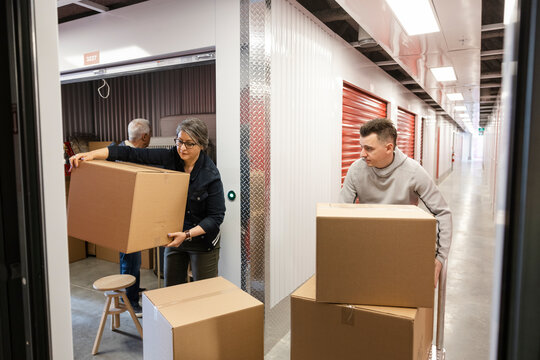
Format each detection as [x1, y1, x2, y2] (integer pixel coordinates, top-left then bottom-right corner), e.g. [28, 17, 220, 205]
[166, 232, 187, 248]
[68, 147, 109, 171]
[69, 152, 95, 170]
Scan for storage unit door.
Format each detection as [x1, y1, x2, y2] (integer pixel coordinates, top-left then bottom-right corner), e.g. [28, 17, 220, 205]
[397, 107, 416, 159]
[342, 82, 387, 183]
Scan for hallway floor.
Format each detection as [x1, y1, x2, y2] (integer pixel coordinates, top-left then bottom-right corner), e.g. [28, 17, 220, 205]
[70, 159, 497, 359]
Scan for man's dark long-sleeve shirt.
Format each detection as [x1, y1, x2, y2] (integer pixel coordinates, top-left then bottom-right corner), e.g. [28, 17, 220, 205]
[107, 145, 226, 251]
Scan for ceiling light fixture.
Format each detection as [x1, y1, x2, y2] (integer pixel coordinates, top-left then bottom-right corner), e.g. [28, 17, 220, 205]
[385, 0, 440, 36]
[447, 93, 464, 101]
[454, 105, 467, 111]
[430, 67, 457, 82]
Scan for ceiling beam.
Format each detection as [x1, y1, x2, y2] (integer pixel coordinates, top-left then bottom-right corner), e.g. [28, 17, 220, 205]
[481, 49, 504, 61]
[482, 49, 504, 56]
[481, 54, 504, 61]
[375, 60, 398, 66]
[57, 0, 78, 6]
[481, 72, 503, 80]
[78, 0, 109, 12]
[352, 44, 382, 52]
[482, 23, 505, 32]
[57, 0, 108, 12]
[314, 8, 351, 22]
[480, 83, 501, 88]
[401, 80, 417, 85]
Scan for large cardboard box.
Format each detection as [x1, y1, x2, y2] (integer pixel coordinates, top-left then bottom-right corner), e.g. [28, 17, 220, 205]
[143, 277, 264, 360]
[65, 177, 87, 263]
[67, 160, 189, 253]
[67, 236, 86, 263]
[88, 141, 113, 151]
[292, 277, 433, 360]
[316, 203, 436, 308]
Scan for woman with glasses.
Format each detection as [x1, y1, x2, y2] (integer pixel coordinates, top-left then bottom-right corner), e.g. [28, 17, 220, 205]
[69, 118, 226, 287]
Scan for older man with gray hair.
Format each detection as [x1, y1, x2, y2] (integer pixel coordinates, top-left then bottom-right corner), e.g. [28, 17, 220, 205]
[124, 118, 151, 149]
[118, 118, 151, 315]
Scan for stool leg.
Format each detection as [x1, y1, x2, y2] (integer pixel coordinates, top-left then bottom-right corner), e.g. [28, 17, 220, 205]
[92, 295, 112, 355]
[112, 295, 120, 330]
[120, 292, 143, 338]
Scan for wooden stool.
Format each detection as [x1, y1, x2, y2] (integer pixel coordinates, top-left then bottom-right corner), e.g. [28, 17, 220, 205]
[92, 274, 143, 355]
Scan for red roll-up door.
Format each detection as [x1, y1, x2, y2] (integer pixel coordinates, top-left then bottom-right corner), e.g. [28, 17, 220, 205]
[397, 107, 416, 159]
[342, 82, 388, 184]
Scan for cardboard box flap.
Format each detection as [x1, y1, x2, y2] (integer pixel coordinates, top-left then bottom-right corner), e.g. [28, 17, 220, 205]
[146, 277, 263, 328]
[116, 161, 181, 174]
[163, 290, 262, 328]
[294, 276, 418, 320]
[88, 160, 178, 174]
[317, 203, 434, 220]
[291, 276, 316, 300]
[349, 304, 418, 320]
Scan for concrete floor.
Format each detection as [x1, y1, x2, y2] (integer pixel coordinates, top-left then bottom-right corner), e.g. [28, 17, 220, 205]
[71, 159, 496, 359]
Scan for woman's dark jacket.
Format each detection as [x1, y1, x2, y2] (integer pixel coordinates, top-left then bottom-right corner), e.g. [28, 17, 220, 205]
[107, 145, 226, 252]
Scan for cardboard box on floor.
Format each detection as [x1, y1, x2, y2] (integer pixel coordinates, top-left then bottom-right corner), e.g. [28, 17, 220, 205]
[291, 277, 433, 360]
[67, 160, 189, 253]
[316, 203, 436, 308]
[88, 141, 113, 151]
[95, 246, 153, 270]
[143, 276, 264, 360]
[65, 176, 86, 263]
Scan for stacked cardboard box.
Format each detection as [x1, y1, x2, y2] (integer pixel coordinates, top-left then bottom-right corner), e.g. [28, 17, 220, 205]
[291, 203, 437, 360]
[143, 276, 264, 360]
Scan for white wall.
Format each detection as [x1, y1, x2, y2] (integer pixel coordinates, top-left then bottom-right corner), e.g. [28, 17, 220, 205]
[269, 0, 444, 306]
[438, 121, 455, 177]
[462, 132, 472, 160]
[215, 0, 241, 287]
[35, 0, 74, 358]
[270, 0, 336, 307]
[58, 0, 215, 72]
[483, 100, 502, 217]
[422, 116, 438, 179]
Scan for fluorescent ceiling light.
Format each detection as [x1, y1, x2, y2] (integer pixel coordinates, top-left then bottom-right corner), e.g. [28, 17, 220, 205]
[454, 105, 467, 111]
[447, 93, 464, 101]
[385, 0, 440, 36]
[430, 67, 457, 82]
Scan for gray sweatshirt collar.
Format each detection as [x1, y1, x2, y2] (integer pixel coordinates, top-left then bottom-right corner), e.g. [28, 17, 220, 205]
[370, 147, 408, 178]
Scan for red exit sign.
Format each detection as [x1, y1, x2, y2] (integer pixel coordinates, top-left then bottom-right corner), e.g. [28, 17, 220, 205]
[84, 51, 100, 65]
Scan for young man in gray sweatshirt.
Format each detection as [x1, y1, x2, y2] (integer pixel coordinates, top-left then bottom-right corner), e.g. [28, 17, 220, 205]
[339, 118, 452, 286]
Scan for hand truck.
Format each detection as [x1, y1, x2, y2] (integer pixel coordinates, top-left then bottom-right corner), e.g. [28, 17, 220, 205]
[428, 259, 447, 360]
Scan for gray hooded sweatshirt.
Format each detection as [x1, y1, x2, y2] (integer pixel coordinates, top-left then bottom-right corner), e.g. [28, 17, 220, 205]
[339, 147, 452, 264]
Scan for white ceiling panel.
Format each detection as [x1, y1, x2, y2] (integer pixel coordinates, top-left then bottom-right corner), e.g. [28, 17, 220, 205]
[337, 0, 482, 130]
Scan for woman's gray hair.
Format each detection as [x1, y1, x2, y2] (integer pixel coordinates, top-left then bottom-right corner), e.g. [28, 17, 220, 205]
[128, 118, 151, 142]
[176, 118, 209, 150]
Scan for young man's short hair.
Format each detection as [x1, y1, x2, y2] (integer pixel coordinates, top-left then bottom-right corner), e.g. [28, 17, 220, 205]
[359, 118, 397, 146]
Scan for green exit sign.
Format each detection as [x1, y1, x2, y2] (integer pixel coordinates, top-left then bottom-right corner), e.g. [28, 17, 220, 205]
[479, 127, 485, 131]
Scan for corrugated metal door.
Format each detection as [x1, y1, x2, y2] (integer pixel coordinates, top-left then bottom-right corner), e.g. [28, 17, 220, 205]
[397, 107, 416, 158]
[342, 82, 388, 183]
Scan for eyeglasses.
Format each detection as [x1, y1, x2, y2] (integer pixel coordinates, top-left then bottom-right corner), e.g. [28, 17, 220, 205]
[174, 138, 197, 149]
